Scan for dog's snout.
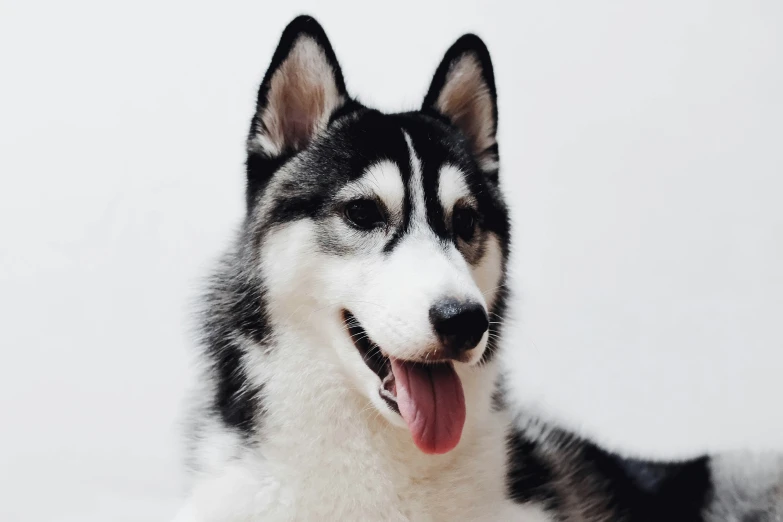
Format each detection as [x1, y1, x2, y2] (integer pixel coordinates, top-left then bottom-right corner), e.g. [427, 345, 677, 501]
[429, 299, 489, 356]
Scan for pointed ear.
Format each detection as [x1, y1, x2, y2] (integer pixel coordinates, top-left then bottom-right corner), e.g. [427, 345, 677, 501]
[422, 35, 498, 174]
[248, 16, 347, 158]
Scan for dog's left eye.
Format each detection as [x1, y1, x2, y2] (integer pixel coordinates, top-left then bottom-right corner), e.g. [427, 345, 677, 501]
[452, 207, 477, 242]
[344, 199, 386, 230]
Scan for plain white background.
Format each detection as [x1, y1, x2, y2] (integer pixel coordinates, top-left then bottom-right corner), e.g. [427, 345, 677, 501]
[1, 1, 781, 520]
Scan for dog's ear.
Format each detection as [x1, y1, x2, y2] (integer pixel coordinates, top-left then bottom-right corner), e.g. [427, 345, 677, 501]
[248, 16, 347, 158]
[423, 35, 498, 174]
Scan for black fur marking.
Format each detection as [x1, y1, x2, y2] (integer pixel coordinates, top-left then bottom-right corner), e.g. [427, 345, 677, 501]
[583, 446, 711, 522]
[398, 118, 452, 241]
[201, 263, 270, 437]
[481, 283, 509, 364]
[507, 424, 713, 521]
[382, 226, 406, 254]
[328, 98, 364, 125]
[246, 152, 293, 212]
[211, 340, 264, 435]
[506, 430, 561, 511]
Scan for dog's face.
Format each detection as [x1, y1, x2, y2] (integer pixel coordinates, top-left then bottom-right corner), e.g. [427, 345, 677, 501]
[245, 17, 509, 454]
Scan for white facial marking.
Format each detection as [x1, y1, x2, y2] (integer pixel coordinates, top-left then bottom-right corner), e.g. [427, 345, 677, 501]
[403, 132, 427, 226]
[259, 220, 323, 324]
[438, 164, 472, 217]
[339, 160, 405, 216]
[356, 232, 486, 361]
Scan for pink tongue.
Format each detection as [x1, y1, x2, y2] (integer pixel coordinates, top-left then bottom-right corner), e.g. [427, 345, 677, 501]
[390, 358, 466, 454]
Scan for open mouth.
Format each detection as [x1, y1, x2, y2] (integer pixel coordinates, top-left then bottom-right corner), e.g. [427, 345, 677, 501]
[342, 310, 467, 455]
[343, 310, 399, 413]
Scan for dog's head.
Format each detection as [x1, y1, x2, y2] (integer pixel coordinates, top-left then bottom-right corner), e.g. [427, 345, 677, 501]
[244, 16, 509, 454]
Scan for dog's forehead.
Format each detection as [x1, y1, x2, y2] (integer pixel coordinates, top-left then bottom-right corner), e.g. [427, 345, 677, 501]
[335, 112, 478, 202]
[262, 110, 491, 237]
[334, 112, 465, 171]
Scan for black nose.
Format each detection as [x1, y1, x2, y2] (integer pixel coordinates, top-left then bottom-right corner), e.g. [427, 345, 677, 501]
[429, 299, 489, 356]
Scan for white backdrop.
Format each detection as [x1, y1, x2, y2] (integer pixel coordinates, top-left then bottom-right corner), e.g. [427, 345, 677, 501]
[1, 1, 781, 520]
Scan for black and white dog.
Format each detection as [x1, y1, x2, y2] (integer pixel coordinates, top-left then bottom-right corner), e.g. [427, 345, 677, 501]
[176, 16, 782, 521]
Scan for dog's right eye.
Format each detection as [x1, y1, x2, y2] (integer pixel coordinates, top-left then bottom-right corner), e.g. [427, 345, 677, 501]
[343, 199, 386, 230]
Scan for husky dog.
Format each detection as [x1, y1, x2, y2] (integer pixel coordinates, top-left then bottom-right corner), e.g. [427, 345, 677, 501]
[178, 14, 533, 521]
[176, 15, 782, 522]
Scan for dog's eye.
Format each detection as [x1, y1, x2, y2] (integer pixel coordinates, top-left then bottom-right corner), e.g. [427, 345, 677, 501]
[344, 199, 386, 230]
[452, 207, 477, 242]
